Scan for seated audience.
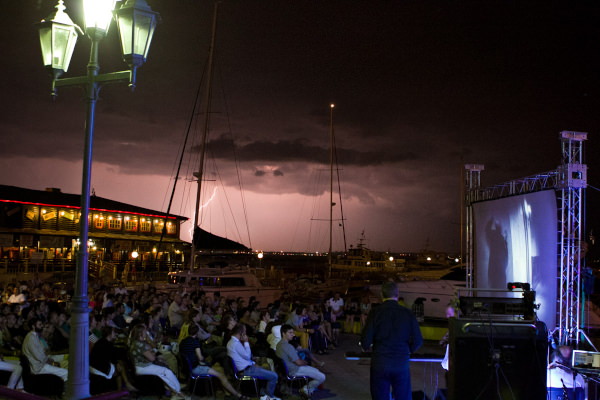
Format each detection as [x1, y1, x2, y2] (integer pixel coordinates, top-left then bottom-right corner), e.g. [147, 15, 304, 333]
[276, 324, 326, 397]
[128, 323, 186, 399]
[227, 323, 280, 400]
[90, 326, 137, 392]
[180, 324, 249, 399]
[22, 317, 68, 381]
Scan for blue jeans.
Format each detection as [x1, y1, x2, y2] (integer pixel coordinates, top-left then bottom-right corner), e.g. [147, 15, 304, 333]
[370, 361, 411, 400]
[244, 364, 278, 397]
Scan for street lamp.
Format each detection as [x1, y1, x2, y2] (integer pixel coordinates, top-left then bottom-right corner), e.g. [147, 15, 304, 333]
[257, 251, 264, 269]
[36, 1, 159, 399]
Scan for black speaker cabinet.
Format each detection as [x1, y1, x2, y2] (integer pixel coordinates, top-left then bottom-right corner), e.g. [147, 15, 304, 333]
[448, 319, 547, 400]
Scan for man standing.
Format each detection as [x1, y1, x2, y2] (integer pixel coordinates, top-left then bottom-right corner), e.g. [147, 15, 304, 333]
[327, 292, 345, 322]
[227, 323, 280, 400]
[327, 292, 344, 345]
[22, 317, 68, 381]
[361, 281, 423, 400]
[276, 324, 326, 398]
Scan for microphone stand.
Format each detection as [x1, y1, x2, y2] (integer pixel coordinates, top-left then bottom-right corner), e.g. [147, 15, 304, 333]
[560, 378, 568, 399]
[553, 362, 600, 399]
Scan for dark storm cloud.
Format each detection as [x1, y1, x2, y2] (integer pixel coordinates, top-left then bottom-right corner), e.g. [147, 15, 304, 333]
[5, 1, 600, 251]
[198, 134, 418, 166]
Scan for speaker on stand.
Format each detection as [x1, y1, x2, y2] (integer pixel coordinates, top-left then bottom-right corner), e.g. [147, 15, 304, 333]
[447, 318, 547, 400]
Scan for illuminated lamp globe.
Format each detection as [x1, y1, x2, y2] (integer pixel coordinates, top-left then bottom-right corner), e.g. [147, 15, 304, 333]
[115, 0, 160, 85]
[83, 0, 117, 40]
[131, 251, 139, 259]
[36, 0, 82, 80]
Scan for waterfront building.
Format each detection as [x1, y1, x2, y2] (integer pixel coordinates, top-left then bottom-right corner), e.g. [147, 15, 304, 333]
[0, 185, 188, 280]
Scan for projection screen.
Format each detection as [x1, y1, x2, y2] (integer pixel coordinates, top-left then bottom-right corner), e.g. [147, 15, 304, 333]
[473, 189, 558, 329]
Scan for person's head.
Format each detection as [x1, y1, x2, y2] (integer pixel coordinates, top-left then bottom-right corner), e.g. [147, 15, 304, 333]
[102, 326, 117, 341]
[42, 323, 54, 339]
[188, 323, 200, 338]
[29, 317, 43, 333]
[381, 282, 399, 300]
[102, 307, 116, 320]
[280, 324, 295, 341]
[261, 310, 270, 322]
[294, 305, 306, 315]
[90, 313, 97, 329]
[556, 346, 573, 365]
[58, 312, 68, 325]
[130, 323, 147, 341]
[189, 309, 201, 322]
[222, 314, 237, 330]
[231, 323, 246, 338]
[334, 292, 341, 300]
[151, 307, 162, 321]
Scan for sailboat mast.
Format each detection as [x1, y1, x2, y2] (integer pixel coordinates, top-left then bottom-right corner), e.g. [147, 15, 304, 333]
[328, 103, 335, 276]
[190, 2, 219, 270]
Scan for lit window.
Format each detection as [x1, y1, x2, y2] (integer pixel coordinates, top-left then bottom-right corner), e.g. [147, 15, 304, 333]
[94, 215, 104, 229]
[125, 218, 138, 231]
[166, 222, 177, 234]
[108, 218, 122, 230]
[140, 220, 151, 232]
[153, 220, 164, 233]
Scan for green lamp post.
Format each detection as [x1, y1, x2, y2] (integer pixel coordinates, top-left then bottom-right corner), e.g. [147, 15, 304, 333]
[36, 1, 159, 398]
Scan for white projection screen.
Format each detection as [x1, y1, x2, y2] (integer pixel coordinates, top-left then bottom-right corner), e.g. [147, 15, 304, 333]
[473, 189, 558, 329]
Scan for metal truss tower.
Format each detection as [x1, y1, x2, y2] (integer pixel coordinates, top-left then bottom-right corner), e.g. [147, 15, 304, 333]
[464, 164, 484, 290]
[557, 131, 587, 345]
[464, 131, 587, 345]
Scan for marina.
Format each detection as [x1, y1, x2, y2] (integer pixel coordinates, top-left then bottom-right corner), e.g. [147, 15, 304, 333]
[3, 1, 600, 399]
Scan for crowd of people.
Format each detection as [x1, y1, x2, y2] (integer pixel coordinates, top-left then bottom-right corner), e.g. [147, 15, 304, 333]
[0, 279, 367, 400]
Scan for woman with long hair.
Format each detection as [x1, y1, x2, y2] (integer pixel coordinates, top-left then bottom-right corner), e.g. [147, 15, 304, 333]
[128, 324, 187, 399]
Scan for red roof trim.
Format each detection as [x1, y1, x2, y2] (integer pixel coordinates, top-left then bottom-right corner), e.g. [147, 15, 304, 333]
[0, 199, 179, 220]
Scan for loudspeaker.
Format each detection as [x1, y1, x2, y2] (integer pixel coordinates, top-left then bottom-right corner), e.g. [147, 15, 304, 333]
[448, 319, 547, 400]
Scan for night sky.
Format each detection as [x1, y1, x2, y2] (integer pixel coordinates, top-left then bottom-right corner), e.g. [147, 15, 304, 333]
[3, 1, 600, 254]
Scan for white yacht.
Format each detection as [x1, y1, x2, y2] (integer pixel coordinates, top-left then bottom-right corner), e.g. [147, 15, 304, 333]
[165, 266, 284, 305]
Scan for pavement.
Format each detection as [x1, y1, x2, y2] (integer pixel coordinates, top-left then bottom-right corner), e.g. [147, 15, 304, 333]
[306, 333, 447, 400]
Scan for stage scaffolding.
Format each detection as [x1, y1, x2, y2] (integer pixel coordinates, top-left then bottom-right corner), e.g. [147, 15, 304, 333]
[464, 131, 588, 346]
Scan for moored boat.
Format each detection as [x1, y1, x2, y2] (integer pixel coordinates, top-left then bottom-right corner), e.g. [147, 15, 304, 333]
[164, 266, 284, 306]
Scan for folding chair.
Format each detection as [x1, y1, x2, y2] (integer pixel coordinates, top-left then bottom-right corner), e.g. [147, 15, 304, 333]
[179, 353, 215, 399]
[229, 356, 264, 398]
[273, 355, 309, 393]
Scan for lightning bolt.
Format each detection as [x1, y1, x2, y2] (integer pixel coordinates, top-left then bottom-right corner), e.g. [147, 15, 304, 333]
[187, 187, 219, 238]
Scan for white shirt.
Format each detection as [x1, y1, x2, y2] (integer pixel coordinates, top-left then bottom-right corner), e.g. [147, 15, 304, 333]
[267, 325, 282, 351]
[328, 297, 344, 312]
[7, 294, 25, 304]
[547, 365, 585, 389]
[227, 336, 254, 372]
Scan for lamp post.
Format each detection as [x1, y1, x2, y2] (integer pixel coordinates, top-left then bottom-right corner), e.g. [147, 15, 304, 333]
[36, 1, 159, 399]
[258, 251, 264, 269]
